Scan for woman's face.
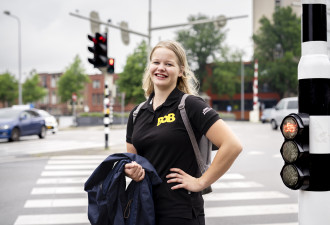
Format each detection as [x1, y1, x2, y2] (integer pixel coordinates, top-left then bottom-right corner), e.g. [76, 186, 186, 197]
[149, 47, 182, 92]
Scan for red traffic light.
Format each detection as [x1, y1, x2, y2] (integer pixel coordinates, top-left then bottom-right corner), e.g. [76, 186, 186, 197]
[109, 58, 114, 66]
[280, 113, 309, 140]
[87, 35, 97, 44]
[98, 35, 106, 43]
[282, 117, 299, 139]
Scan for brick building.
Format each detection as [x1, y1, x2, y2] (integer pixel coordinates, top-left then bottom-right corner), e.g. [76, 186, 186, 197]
[35, 73, 134, 116]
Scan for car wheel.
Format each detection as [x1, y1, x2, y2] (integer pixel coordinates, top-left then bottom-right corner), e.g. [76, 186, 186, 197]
[38, 126, 47, 139]
[271, 120, 278, 130]
[9, 128, 20, 142]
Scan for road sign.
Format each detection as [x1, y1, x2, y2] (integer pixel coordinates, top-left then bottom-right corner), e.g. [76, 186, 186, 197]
[120, 21, 130, 45]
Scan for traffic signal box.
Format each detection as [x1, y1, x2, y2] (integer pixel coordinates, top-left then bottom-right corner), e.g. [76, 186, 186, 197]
[87, 33, 108, 68]
[280, 113, 330, 191]
[107, 58, 115, 74]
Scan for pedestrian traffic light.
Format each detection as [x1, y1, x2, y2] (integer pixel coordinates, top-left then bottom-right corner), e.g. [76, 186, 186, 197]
[87, 32, 108, 68]
[280, 113, 310, 190]
[107, 58, 115, 74]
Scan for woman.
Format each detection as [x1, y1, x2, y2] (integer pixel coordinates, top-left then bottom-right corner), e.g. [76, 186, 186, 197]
[125, 40, 242, 225]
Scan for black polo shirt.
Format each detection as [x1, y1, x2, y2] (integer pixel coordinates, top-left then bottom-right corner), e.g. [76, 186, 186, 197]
[126, 88, 220, 219]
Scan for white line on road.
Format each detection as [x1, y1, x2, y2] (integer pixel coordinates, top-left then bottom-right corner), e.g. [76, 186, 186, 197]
[36, 177, 87, 184]
[248, 151, 265, 155]
[31, 187, 84, 195]
[41, 170, 93, 176]
[14, 213, 88, 225]
[24, 198, 86, 208]
[220, 173, 245, 180]
[205, 204, 298, 217]
[47, 160, 103, 164]
[49, 155, 106, 160]
[203, 191, 288, 201]
[212, 181, 263, 189]
[247, 223, 298, 225]
[45, 164, 98, 170]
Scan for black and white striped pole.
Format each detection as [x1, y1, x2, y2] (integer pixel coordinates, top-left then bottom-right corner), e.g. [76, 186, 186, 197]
[279, 0, 330, 224]
[103, 82, 110, 149]
[298, 0, 330, 223]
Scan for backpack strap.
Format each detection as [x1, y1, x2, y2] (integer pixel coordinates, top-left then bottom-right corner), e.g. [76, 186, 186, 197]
[178, 94, 207, 174]
[133, 101, 146, 124]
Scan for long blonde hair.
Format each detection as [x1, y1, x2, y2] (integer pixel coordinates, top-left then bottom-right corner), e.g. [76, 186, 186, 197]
[142, 40, 199, 98]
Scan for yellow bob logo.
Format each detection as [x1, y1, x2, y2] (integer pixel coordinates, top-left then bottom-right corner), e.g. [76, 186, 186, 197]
[157, 113, 176, 126]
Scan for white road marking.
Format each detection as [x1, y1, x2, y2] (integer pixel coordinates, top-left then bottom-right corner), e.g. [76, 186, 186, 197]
[204, 191, 288, 201]
[205, 204, 298, 217]
[14, 213, 88, 225]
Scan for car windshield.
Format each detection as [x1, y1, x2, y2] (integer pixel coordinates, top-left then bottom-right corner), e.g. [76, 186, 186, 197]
[0, 109, 21, 119]
[37, 110, 50, 117]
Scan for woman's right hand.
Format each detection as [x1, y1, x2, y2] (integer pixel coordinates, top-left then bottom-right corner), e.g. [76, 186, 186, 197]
[124, 161, 145, 182]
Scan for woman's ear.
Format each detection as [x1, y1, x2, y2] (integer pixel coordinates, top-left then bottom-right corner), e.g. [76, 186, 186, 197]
[179, 66, 185, 77]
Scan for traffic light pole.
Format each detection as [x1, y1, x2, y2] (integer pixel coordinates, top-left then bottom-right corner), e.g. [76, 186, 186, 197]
[103, 71, 110, 150]
[298, 0, 330, 224]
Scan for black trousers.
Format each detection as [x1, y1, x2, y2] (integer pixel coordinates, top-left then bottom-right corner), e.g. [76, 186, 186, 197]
[156, 214, 205, 225]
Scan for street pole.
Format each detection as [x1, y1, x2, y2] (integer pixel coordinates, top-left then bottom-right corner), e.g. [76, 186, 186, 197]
[298, 0, 330, 224]
[4, 11, 22, 105]
[103, 74, 110, 150]
[249, 59, 259, 122]
[240, 58, 245, 120]
[148, 0, 152, 48]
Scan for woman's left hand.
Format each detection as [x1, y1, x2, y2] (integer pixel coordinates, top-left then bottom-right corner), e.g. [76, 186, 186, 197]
[166, 168, 204, 192]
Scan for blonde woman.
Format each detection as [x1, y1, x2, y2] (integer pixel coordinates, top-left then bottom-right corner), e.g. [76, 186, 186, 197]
[125, 40, 242, 225]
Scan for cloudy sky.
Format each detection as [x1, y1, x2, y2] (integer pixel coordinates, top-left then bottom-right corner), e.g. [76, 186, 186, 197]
[0, 0, 253, 81]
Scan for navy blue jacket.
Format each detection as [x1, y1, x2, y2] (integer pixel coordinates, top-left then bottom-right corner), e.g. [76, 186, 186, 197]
[84, 153, 162, 225]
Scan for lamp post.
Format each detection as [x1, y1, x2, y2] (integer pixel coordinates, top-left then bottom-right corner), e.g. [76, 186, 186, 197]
[4, 10, 22, 105]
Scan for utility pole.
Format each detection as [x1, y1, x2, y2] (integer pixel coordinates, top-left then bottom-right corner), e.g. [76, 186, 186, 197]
[279, 1, 330, 224]
[298, 0, 330, 223]
[4, 11, 22, 105]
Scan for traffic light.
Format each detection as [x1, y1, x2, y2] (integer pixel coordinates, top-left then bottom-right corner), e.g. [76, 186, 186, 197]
[107, 58, 115, 74]
[87, 32, 108, 68]
[280, 113, 330, 191]
[280, 113, 310, 190]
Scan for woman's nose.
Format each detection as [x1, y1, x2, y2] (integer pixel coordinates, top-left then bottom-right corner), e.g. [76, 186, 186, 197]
[157, 63, 165, 71]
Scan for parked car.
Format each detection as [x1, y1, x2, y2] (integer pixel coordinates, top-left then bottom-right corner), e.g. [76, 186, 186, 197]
[261, 108, 274, 123]
[270, 97, 298, 130]
[36, 109, 58, 134]
[0, 108, 46, 142]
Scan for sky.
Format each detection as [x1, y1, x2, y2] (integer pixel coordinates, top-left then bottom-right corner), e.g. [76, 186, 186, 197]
[0, 0, 253, 82]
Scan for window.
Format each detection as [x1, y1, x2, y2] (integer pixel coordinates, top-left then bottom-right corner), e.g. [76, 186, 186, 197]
[51, 91, 57, 105]
[287, 100, 298, 109]
[92, 94, 104, 105]
[276, 100, 285, 110]
[42, 76, 47, 88]
[275, 0, 281, 8]
[93, 80, 101, 89]
[51, 75, 57, 88]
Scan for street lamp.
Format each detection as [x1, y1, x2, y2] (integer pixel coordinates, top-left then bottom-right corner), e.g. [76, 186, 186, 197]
[4, 10, 22, 105]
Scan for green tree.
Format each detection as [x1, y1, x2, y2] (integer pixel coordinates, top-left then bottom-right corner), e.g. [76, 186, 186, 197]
[117, 41, 148, 104]
[253, 6, 301, 98]
[176, 14, 227, 90]
[208, 51, 245, 100]
[22, 70, 47, 104]
[57, 55, 90, 103]
[0, 72, 18, 106]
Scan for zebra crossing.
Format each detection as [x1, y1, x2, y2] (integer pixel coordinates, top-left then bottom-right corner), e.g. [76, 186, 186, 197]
[14, 155, 298, 225]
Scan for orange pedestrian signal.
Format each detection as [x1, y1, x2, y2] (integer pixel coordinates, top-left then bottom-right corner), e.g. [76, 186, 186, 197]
[107, 58, 115, 74]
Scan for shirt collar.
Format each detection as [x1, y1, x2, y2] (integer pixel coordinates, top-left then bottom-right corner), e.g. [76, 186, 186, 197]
[141, 87, 183, 110]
